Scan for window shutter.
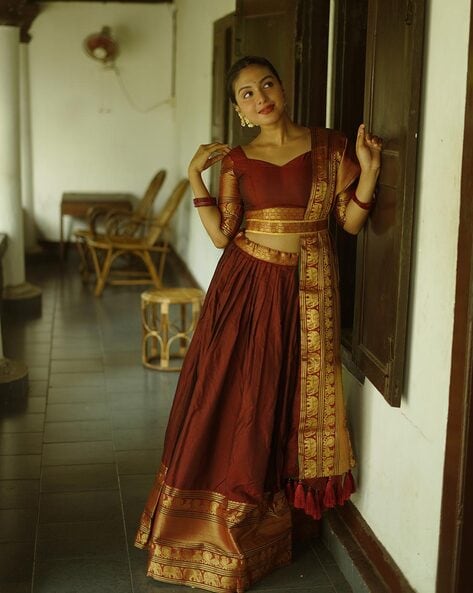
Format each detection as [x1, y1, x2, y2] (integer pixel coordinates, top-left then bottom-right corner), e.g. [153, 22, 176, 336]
[210, 13, 235, 196]
[353, 0, 425, 406]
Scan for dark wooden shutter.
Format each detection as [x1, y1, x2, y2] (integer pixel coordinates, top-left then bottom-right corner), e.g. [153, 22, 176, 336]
[233, 0, 299, 146]
[353, 0, 425, 406]
[294, 0, 329, 128]
[210, 13, 235, 195]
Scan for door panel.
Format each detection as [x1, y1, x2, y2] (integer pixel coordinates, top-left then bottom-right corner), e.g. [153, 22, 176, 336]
[353, 0, 425, 405]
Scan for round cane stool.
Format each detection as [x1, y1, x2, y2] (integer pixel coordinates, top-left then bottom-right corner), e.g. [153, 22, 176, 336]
[141, 287, 204, 371]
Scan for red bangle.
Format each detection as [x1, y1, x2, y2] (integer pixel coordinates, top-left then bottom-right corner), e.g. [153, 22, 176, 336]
[351, 192, 374, 210]
[193, 197, 217, 207]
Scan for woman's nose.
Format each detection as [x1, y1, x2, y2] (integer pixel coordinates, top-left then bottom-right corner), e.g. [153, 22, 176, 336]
[255, 88, 267, 103]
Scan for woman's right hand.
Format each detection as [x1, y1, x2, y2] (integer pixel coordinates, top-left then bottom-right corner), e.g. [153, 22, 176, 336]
[188, 142, 230, 176]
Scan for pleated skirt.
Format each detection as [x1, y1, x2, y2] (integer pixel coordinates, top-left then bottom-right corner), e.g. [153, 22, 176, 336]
[135, 235, 305, 593]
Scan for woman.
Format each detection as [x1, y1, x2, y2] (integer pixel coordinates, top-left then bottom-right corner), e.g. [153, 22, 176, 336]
[135, 56, 382, 593]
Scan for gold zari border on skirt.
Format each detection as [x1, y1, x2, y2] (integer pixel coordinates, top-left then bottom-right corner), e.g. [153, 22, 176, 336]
[135, 464, 292, 593]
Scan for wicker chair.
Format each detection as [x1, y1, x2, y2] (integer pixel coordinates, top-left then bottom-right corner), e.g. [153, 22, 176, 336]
[75, 169, 166, 280]
[85, 178, 189, 297]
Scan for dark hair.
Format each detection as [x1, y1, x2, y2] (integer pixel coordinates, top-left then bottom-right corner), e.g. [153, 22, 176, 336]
[225, 56, 282, 104]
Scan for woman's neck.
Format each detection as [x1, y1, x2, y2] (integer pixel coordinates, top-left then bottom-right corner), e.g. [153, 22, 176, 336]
[253, 116, 307, 148]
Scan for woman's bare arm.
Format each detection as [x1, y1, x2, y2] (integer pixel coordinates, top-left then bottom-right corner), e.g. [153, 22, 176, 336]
[188, 142, 231, 248]
[343, 124, 382, 235]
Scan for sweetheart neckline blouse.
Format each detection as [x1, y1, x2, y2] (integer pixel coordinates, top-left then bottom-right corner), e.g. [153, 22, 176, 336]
[219, 146, 313, 212]
[235, 145, 312, 168]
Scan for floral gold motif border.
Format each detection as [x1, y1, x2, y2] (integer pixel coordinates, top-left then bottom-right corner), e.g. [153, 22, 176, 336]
[297, 128, 355, 479]
[135, 464, 292, 593]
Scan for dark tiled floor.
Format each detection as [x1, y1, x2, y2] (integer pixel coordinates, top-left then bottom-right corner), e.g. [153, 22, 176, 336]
[0, 251, 352, 593]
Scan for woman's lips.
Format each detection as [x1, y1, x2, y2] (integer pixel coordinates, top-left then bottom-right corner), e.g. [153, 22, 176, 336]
[258, 105, 275, 115]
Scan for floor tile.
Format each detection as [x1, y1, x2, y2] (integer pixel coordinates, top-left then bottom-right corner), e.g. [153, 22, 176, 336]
[41, 463, 118, 492]
[102, 351, 143, 365]
[251, 546, 333, 591]
[47, 386, 106, 404]
[36, 518, 126, 560]
[49, 372, 105, 388]
[51, 359, 104, 373]
[0, 541, 34, 584]
[43, 419, 112, 443]
[33, 554, 132, 593]
[45, 402, 109, 422]
[3, 396, 46, 416]
[51, 348, 103, 360]
[113, 427, 165, 451]
[39, 490, 122, 523]
[110, 409, 168, 430]
[42, 441, 114, 465]
[106, 389, 174, 412]
[26, 366, 49, 381]
[0, 413, 45, 433]
[115, 449, 162, 475]
[0, 508, 38, 542]
[0, 581, 32, 593]
[0, 432, 43, 455]
[27, 380, 48, 397]
[0, 479, 40, 509]
[0, 455, 41, 479]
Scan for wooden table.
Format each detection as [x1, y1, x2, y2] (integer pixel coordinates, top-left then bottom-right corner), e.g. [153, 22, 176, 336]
[60, 192, 133, 261]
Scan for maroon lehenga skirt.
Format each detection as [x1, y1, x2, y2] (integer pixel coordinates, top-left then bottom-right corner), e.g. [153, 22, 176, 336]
[135, 235, 309, 592]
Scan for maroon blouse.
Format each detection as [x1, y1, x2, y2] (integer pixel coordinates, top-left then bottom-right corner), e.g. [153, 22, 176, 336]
[218, 146, 313, 238]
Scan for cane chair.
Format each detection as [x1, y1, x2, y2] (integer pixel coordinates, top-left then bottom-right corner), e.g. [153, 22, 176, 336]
[86, 178, 189, 297]
[75, 169, 166, 280]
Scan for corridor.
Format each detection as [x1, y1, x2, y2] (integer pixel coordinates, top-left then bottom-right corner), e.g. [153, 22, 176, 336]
[0, 251, 352, 593]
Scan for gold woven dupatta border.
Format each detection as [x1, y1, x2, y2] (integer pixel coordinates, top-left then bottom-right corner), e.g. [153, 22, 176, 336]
[297, 127, 350, 480]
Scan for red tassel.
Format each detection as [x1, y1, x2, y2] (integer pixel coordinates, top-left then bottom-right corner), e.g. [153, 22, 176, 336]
[342, 470, 356, 502]
[323, 477, 336, 508]
[285, 480, 295, 505]
[305, 488, 316, 517]
[294, 481, 306, 509]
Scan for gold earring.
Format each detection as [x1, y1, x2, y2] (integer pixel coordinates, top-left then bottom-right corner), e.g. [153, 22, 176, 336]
[236, 110, 246, 127]
[244, 115, 255, 128]
[236, 110, 255, 128]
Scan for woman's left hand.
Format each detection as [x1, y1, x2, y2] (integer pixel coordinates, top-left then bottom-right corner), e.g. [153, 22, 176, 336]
[356, 123, 383, 172]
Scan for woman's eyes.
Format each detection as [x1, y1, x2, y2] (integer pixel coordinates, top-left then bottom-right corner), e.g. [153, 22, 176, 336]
[242, 82, 273, 99]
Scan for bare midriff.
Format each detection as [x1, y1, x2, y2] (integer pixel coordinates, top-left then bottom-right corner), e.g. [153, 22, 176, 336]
[244, 231, 301, 254]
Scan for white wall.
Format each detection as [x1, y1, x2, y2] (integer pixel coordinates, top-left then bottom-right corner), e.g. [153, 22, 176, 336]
[346, 1, 470, 591]
[174, 0, 235, 289]
[29, 1, 177, 240]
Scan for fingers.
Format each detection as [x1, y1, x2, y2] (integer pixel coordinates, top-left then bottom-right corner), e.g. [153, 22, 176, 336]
[357, 123, 383, 150]
[200, 142, 230, 154]
[201, 152, 229, 171]
[190, 142, 231, 174]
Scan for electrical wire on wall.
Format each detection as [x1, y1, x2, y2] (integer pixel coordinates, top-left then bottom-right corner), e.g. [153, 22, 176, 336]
[110, 63, 173, 114]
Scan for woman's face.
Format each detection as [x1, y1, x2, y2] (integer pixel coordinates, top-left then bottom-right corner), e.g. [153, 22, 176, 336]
[233, 64, 285, 127]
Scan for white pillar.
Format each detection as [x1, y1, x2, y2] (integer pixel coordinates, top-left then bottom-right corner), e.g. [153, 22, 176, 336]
[0, 25, 25, 288]
[20, 42, 37, 251]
